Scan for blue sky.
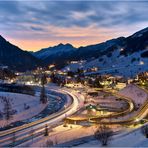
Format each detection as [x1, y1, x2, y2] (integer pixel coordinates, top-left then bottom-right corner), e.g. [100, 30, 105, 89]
[0, 1, 148, 51]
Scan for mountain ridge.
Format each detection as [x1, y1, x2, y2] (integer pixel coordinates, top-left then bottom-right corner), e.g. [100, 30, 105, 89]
[0, 35, 44, 71]
[0, 27, 148, 72]
[33, 27, 148, 66]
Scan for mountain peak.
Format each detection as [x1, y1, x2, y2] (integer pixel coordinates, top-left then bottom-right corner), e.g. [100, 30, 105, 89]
[0, 35, 6, 42]
[0, 35, 43, 71]
[57, 43, 73, 48]
[57, 43, 64, 46]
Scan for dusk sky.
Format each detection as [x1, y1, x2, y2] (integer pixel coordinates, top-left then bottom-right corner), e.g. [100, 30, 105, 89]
[0, 1, 148, 51]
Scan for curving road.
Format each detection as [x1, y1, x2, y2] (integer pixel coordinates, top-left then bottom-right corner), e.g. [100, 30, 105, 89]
[0, 87, 83, 147]
[66, 85, 148, 125]
[66, 88, 135, 122]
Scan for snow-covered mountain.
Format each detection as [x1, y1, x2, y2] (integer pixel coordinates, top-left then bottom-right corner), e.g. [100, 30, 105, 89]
[33, 43, 76, 68]
[33, 43, 76, 59]
[62, 27, 148, 77]
[32, 27, 148, 77]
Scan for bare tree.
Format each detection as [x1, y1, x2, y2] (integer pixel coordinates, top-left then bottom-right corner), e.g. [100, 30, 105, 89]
[141, 124, 148, 138]
[2, 97, 13, 123]
[94, 125, 113, 146]
[45, 139, 54, 147]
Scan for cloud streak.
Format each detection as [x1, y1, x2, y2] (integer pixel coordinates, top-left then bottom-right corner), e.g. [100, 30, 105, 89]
[0, 1, 148, 51]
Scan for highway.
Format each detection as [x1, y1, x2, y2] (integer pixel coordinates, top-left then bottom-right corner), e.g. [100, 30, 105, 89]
[0, 87, 83, 147]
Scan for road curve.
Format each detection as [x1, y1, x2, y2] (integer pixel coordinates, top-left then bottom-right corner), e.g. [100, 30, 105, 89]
[66, 85, 148, 125]
[0, 88, 81, 147]
[66, 88, 135, 122]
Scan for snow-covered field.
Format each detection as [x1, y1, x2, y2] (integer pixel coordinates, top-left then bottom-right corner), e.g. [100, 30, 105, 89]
[74, 125, 148, 147]
[21, 124, 123, 147]
[0, 92, 47, 128]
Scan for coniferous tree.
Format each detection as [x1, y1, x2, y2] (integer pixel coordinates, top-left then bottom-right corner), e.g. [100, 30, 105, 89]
[41, 74, 47, 86]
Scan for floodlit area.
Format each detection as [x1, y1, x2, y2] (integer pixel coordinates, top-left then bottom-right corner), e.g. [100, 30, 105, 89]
[119, 84, 147, 106]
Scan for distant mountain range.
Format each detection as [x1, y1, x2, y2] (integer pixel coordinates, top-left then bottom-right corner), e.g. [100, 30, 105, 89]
[33, 27, 148, 66]
[0, 27, 148, 73]
[32, 43, 76, 68]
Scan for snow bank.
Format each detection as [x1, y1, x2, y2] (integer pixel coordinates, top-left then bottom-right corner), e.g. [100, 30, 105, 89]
[0, 92, 47, 128]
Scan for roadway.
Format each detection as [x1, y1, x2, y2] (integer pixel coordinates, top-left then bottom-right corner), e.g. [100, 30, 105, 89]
[0, 86, 83, 147]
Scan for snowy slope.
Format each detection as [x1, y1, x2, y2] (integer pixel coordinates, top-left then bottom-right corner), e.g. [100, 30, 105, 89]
[61, 27, 148, 77]
[32, 27, 148, 77]
[63, 48, 148, 77]
[131, 27, 148, 38]
[75, 124, 148, 147]
[0, 92, 47, 128]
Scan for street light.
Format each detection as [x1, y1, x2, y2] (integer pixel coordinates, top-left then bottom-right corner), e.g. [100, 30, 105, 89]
[135, 118, 139, 122]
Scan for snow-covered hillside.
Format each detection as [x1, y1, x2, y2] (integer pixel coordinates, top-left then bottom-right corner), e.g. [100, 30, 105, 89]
[63, 49, 148, 77]
[33, 27, 148, 77]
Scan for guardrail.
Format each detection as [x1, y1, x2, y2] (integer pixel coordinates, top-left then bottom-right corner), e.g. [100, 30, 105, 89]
[91, 85, 148, 125]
